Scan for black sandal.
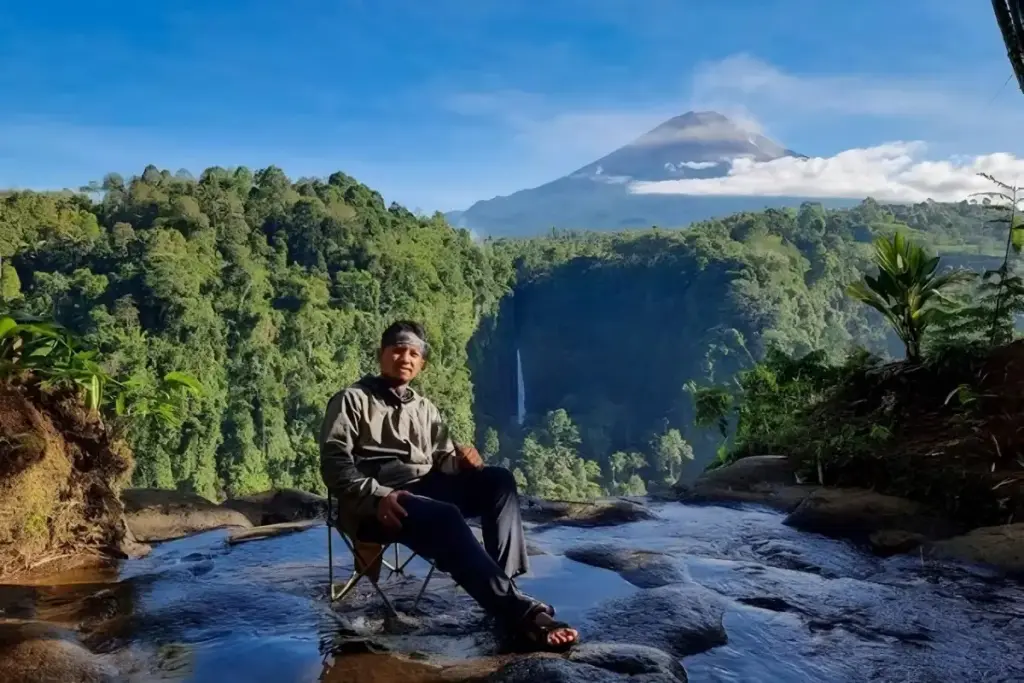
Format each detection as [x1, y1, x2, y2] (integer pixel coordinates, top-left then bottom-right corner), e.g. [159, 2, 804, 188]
[509, 580, 556, 618]
[509, 602, 579, 653]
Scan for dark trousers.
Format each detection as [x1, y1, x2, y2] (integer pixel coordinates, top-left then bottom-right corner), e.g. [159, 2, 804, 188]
[358, 465, 533, 623]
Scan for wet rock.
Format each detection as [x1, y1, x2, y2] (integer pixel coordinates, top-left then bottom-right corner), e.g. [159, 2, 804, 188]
[737, 596, 794, 612]
[783, 488, 958, 540]
[567, 643, 688, 681]
[678, 456, 816, 512]
[112, 518, 152, 559]
[521, 497, 656, 528]
[692, 455, 797, 489]
[222, 488, 329, 526]
[564, 545, 685, 588]
[487, 648, 686, 683]
[321, 649, 683, 683]
[226, 519, 320, 545]
[583, 584, 727, 658]
[869, 529, 926, 557]
[927, 523, 1024, 574]
[122, 488, 252, 543]
[0, 620, 119, 683]
[750, 539, 836, 577]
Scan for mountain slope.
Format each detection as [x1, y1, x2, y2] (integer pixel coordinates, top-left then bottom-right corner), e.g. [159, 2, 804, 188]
[447, 111, 850, 236]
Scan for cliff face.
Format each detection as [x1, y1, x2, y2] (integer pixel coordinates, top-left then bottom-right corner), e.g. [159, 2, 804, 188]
[0, 385, 133, 577]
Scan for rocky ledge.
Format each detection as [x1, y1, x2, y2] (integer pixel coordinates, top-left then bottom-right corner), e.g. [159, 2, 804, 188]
[675, 455, 817, 513]
[678, 455, 1023, 575]
[119, 487, 659, 547]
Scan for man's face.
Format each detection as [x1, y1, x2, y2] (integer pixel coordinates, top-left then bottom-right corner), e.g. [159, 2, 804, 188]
[379, 344, 425, 383]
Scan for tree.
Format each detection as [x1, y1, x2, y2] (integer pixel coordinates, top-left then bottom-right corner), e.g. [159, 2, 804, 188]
[609, 450, 647, 495]
[517, 409, 604, 501]
[482, 427, 500, 462]
[651, 428, 693, 484]
[846, 233, 972, 361]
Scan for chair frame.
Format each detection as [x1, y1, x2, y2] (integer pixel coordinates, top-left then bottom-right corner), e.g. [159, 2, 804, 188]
[326, 491, 436, 616]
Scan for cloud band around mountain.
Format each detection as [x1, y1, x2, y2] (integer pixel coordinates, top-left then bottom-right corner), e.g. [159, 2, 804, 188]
[627, 142, 1024, 203]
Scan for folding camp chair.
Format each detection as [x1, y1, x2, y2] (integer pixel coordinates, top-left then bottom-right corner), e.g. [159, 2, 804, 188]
[326, 490, 437, 616]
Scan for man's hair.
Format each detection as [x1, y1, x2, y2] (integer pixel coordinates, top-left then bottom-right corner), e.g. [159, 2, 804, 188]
[380, 320, 430, 359]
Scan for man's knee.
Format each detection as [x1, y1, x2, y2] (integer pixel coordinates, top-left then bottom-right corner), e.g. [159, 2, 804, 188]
[479, 465, 518, 494]
[407, 496, 463, 528]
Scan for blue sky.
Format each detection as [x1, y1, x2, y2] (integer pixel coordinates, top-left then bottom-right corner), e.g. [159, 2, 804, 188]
[1, 1, 1020, 211]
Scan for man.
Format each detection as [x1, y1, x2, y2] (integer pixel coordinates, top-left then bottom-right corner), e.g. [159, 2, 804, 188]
[319, 320, 578, 651]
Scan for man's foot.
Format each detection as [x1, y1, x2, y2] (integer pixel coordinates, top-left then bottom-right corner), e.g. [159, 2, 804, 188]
[511, 603, 579, 652]
[531, 611, 579, 649]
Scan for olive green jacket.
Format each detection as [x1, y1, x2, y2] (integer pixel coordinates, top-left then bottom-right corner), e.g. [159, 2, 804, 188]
[318, 375, 458, 533]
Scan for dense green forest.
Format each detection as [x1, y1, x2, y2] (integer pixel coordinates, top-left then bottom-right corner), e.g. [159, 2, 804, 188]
[0, 166, 507, 499]
[0, 164, 1008, 501]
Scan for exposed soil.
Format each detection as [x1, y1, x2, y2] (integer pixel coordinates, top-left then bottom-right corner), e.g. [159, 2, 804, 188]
[0, 383, 133, 579]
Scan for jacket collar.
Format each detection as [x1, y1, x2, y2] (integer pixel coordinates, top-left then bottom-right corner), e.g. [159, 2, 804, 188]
[357, 374, 418, 406]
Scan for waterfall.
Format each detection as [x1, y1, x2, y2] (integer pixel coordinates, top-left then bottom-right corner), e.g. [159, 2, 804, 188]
[516, 347, 526, 425]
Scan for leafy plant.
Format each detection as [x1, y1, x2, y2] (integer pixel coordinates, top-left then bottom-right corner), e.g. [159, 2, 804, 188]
[972, 173, 1024, 345]
[0, 313, 202, 427]
[846, 232, 972, 362]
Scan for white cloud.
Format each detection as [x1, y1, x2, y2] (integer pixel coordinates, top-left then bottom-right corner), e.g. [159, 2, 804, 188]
[689, 54, 1024, 153]
[629, 142, 1024, 203]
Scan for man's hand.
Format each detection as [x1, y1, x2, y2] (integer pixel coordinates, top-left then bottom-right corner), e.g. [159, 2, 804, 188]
[455, 444, 484, 471]
[377, 490, 410, 531]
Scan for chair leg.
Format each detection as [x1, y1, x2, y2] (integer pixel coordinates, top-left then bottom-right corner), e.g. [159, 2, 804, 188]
[327, 527, 418, 618]
[329, 531, 388, 604]
[410, 563, 436, 613]
[394, 551, 417, 575]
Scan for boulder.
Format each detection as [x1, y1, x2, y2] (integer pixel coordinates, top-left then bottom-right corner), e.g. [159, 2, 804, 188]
[927, 523, 1024, 574]
[583, 584, 727, 658]
[783, 488, 958, 540]
[487, 648, 687, 683]
[113, 518, 152, 559]
[692, 455, 797, 489]
[226, 519, 320, 545]
[520, 497, 656, 528]
[122, 488, 252, 543]
[868, 529, 927, 557]
[222, 488, 329, 526]
[320, 648, 686, 683]
[679, 456, 816, 512]
[566, 643, 688, 681]
[0, 620, 119, 683]
[564, 545, 685, 588]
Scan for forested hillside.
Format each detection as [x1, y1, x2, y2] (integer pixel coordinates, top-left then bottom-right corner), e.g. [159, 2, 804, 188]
[0, 166, 507, 500]
[0, 165, 1004, 500]
[470, 199, 1005, 489]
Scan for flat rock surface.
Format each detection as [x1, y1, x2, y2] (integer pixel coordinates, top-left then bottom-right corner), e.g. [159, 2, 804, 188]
[521, 497, 657, 528]
[783, 487, 958, 540]
[226, 519, 321, 545]
[122, 488, 252, 543]
[927, 523, 1024, 574]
